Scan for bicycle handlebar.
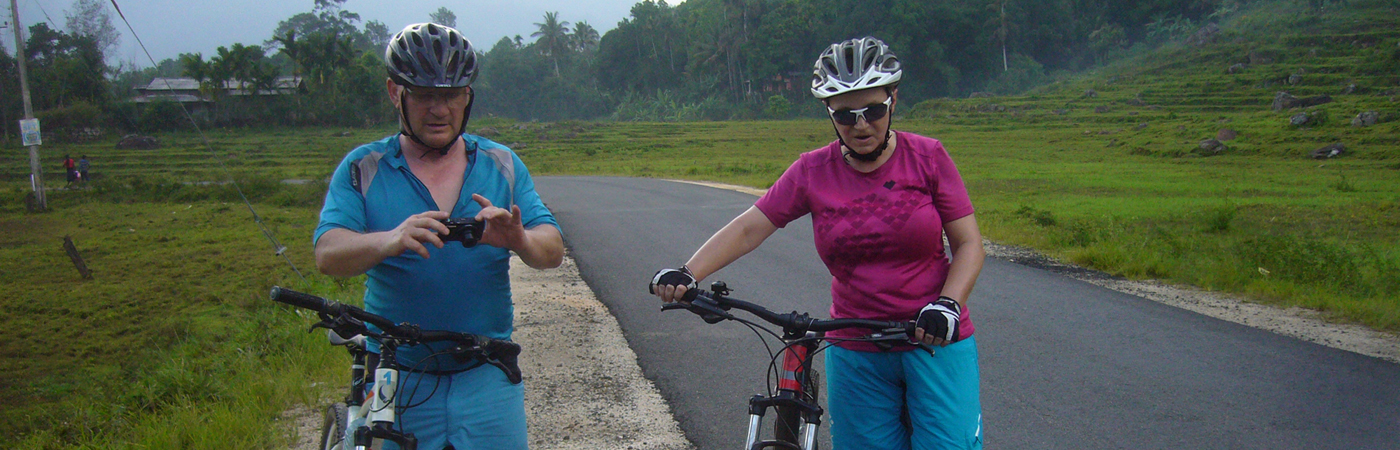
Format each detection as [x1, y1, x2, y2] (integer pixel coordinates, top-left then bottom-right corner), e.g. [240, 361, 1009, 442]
[271, 286, 400, 334]
[269, 286, 524, 383]
[662, 282, 930, 353]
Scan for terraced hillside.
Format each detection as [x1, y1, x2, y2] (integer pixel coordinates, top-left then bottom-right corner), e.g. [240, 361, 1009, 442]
[908, 2, 1400, 161]
[897, 1, 1399, 331]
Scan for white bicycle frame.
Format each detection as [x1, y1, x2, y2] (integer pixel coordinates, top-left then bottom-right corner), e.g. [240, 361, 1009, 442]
[325, 333, 400, 450]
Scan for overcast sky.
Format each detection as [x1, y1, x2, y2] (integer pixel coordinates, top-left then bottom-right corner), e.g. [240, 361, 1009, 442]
[3, 0, 684, 68]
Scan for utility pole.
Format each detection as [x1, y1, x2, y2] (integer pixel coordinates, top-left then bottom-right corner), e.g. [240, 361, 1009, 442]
[1000, 1, 1009, 72]
[9, 0, 44, 209]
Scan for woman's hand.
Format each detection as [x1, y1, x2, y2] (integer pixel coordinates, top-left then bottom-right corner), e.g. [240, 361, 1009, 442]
[649, 267, 697, 303]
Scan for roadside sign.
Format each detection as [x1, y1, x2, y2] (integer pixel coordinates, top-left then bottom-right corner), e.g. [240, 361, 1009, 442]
[20, 118, 41, 146]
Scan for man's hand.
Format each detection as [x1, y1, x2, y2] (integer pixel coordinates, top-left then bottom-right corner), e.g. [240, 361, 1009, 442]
[382, 210, 451, 259]
[914, 296, 962, 347]
[471, 194, 527, 251]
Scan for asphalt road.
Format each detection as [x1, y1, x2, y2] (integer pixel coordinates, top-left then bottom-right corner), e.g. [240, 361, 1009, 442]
[534, 175, 1400, 450]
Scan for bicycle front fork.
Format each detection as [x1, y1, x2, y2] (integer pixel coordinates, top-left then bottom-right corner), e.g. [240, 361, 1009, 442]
[744, 393, 823, 450]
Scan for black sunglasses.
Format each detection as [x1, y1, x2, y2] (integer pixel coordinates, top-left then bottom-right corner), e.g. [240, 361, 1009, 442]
[827, 97, 893, 126]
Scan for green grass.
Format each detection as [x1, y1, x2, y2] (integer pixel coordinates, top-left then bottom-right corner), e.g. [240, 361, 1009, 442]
[0, 191, 362, 447]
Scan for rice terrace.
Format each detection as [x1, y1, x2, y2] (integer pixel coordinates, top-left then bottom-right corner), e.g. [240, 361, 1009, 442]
[1, 0, 1397, 447]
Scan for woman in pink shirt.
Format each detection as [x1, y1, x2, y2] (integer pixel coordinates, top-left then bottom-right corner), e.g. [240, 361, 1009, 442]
[651, 37, 986, 449]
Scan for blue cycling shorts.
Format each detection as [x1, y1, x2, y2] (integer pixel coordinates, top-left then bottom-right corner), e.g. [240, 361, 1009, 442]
[378, 364, 527, 450]
[826, 335, 982, 450]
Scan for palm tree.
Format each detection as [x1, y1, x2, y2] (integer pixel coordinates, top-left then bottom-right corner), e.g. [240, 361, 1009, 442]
[531, 11, 571, 77]
[571, 21, 600, 52]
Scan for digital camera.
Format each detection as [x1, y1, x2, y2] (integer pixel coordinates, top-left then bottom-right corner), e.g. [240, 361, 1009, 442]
[440, 218, 485, 247]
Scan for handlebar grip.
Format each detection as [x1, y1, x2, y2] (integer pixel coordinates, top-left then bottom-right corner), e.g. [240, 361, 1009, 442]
[269, 286, 331, 313]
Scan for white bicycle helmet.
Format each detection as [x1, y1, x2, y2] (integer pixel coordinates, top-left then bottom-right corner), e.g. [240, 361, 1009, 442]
[385, 23, 478, 88]
[811, 37, 902, 99]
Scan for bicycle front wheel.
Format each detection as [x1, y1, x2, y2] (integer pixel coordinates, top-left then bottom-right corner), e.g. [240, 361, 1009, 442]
[319, 403, 348, 450]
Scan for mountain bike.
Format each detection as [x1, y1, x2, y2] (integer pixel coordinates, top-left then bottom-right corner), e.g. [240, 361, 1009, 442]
[662, 281, 935, 450]
[269, 287, 522, 450]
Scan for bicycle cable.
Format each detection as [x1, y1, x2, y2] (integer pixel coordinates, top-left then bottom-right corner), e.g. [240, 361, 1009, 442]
[107, 0, 305, 281]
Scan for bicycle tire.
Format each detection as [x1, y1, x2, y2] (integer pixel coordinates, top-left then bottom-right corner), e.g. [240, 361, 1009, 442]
[319, 402, 349, 450]
[774, 369, 821, 449]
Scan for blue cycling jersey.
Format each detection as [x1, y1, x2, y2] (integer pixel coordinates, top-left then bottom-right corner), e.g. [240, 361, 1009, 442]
[315, 134, 559, 369]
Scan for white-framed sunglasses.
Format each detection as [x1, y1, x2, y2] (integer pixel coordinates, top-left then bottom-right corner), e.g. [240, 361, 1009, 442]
[827, 96, 893, 126]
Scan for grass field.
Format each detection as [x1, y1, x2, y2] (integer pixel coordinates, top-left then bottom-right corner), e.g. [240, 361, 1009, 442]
[1, 2, 1397, 447]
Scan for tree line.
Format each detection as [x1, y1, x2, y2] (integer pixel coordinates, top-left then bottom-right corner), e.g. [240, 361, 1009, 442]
[1, 0, 1337, 140]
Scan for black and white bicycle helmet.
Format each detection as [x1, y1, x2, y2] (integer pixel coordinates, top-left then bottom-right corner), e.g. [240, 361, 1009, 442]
[385, 23, 478, 88]
[811, 37, 902, 99]
[384, 23, 479, 155]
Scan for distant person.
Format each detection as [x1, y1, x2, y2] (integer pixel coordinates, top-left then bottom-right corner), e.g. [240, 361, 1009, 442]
[314, 22, 563, 450]
[78, 156, 90, 184]
[650, 36, 987, 449]
[62, 155, 76, 186]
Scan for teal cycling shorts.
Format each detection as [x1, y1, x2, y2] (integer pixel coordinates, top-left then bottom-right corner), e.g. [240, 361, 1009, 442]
[379, 364, 527, 450]
[826, 335, 982, 450]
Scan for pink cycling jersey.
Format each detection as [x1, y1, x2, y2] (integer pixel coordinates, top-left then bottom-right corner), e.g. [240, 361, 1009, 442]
[755, 131, 976, 350]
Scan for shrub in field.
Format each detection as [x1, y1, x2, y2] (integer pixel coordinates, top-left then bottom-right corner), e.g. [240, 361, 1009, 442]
[1201, 205, 1237, 232]
[1239, 234, 1362, 292]
[36, 102, 103, 141]
[139, 101, 192, 132]
[1016, 205, 1058, 227]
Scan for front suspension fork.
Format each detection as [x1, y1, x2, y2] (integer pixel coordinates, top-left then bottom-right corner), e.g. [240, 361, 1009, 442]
[743, 393, 823, 450]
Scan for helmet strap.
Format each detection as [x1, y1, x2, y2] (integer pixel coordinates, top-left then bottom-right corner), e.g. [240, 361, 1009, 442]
[839, 128, 891, 163]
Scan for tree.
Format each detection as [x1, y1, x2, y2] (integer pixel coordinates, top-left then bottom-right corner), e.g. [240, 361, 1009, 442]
[430, 7, 457, 28]
[23, 23, 109, 110]
[531, 11, 571, 77]
[572, 21, 600, 52]
[64, 0, 119, 62]
[269, 0, 371, 52]
[364, 20, 391, 51]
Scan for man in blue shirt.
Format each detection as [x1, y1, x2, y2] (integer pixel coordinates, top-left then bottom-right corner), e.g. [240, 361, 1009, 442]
[314, 23, 563, 450]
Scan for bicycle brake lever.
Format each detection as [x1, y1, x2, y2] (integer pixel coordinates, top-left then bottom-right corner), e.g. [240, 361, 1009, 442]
[451, 339, 524, 384]
[309, 313, 368, 341]
[485, 356, 523, 384]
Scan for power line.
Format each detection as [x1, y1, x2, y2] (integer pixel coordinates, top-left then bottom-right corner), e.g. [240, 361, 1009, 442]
[29, 0, 54, 25]
[108, 0, 306, 281]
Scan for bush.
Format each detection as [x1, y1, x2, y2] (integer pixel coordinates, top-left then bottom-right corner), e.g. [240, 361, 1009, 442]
[764, 95, 793, 119]
[35, 102, 102, 139]
[140, 101, 191, 132]
[102, 102, 144, 133]
[984, 54, 1051, 95]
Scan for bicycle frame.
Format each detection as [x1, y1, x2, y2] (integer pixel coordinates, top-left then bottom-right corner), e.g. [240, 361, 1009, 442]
[271, 287, 521, 450]
[662, 281, 932, 450]
[323, 331, 417, 450]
